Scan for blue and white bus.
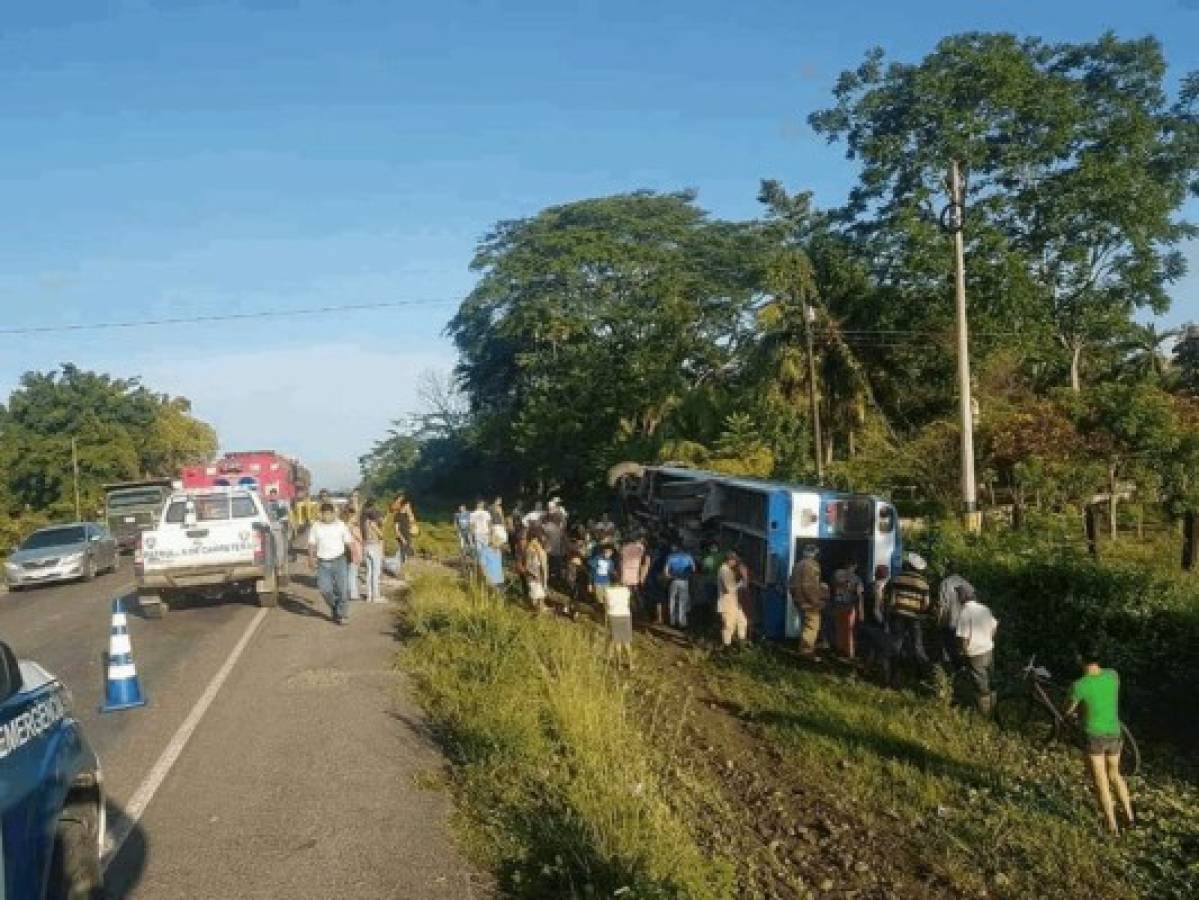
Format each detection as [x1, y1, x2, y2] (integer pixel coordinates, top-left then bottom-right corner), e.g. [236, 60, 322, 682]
[614, 465, 902, 639]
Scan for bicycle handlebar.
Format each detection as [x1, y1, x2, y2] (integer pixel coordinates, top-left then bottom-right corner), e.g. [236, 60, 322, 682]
[1020, 654, 1053, 682]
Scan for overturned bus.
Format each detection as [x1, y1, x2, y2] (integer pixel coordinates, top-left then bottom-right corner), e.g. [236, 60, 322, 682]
[611, 464, 902, 640]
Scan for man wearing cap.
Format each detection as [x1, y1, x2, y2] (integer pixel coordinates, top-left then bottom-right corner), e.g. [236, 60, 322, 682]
[790, 544, 826, 657]
[887, 552, 932, 677]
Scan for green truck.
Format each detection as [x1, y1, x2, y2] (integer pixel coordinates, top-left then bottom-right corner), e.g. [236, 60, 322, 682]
[103, 478, 176, 552]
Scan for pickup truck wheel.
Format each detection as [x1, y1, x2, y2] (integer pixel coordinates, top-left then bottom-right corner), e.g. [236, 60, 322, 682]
[257, 578, 280, 608]
[46, 800, 104, 900]
[139, 594, 166, 619]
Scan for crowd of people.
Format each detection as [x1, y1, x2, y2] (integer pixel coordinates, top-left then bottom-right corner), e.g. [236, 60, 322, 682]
[291, 485, 1135, 837]
[451, 495, 1136, 837]
[303, 490, 419, 624]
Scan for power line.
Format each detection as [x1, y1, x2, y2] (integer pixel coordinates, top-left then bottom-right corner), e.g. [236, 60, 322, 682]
[0, 298, 458, 336]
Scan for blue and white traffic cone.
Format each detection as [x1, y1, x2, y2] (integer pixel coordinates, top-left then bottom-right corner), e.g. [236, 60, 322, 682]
[100, 598, 147, 712]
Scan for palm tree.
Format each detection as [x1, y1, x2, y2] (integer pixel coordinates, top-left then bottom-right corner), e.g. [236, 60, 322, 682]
[1115, 323, 1180, 384]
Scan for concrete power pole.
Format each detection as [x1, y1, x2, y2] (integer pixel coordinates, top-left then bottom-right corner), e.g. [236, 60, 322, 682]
[948, 161, 981, 533]
[803, 300, 824, 483]
[71, 437, 82, 522]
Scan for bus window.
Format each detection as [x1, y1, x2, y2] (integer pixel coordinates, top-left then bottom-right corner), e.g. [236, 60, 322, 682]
[824, 498, 873, 538]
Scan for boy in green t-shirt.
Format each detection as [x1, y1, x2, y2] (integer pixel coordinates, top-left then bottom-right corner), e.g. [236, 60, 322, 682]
[1064, 643, 1135, 835]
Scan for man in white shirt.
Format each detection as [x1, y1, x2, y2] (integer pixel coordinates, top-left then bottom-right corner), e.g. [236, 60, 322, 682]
[307, 502, 352, 625]
[937, 571, 972, 665]
[955, 585, 998, 715]
[468, 500, 492, 554]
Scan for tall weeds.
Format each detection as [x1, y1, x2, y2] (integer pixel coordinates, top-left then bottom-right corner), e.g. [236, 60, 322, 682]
[397, 565, 734, 899]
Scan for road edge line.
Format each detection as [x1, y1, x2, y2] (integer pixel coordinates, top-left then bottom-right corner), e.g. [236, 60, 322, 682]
[102, 606, 270, 868]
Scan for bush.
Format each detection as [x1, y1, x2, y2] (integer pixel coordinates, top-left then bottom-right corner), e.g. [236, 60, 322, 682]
[923, 523, 1199, 751]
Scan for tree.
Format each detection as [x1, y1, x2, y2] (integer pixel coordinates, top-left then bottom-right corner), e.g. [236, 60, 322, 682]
[1072, 383, 1181, 539]
[1173, 324, 1199, 394]
[811, 33, 1199, 393]
[0, 366, 216, 519]
[447, 191, 766, 501]
[1111, 322, 1179, 384]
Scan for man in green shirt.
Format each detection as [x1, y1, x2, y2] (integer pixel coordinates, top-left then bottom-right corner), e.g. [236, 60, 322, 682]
[1064, 643, 1135, 835]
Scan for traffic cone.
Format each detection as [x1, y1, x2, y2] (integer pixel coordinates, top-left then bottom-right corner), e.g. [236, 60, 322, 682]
[100, 597, 147, 712]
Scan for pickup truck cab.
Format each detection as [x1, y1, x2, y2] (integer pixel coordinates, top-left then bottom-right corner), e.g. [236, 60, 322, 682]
[0, 639, 105, 899]
[135, 486, 288, 618]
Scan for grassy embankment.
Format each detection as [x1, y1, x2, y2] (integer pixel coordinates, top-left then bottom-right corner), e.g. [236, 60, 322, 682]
[704, 649, 1198, 899]
[395, 523, 1198, 899]
[397, 560, 735, 899]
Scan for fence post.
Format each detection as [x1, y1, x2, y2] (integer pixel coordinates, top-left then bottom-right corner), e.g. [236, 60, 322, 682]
[1182, 512, 1197, 571]
[1084, 504, 1099, 560]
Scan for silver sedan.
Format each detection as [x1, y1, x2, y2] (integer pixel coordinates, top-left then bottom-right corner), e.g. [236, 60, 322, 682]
[3, 522, 118, 590]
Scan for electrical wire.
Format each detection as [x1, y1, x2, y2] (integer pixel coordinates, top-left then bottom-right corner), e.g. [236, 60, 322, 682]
[0, 298, 458, 336]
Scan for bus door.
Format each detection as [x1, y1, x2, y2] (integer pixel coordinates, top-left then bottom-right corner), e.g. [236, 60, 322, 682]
[872, 500, 900, 579]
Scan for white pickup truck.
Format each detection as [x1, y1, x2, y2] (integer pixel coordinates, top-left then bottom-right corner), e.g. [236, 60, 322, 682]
[134, 486, 289, 618]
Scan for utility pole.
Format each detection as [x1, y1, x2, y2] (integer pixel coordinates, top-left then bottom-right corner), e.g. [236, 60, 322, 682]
[71, 437, 82, 522]
[948, 160, 980, 533]
[803, 299, 824, 483]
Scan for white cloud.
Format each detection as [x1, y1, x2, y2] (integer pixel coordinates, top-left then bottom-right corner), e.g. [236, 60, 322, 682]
[133, 341, 457, 488]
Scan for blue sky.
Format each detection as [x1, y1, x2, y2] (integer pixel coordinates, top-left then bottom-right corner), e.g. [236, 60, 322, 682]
[1, 0, 1197, 487]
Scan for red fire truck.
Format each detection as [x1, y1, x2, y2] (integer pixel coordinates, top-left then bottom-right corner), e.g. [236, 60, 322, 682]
[180, 451, 311, 502]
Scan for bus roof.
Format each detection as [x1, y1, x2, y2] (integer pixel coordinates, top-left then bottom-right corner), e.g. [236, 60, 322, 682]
[650, 466, 889, 502]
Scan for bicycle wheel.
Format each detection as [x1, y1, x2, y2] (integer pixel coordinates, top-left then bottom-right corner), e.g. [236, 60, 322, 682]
[1119, 723, 1141, 777]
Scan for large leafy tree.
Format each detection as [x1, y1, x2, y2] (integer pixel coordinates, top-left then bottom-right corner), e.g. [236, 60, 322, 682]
[810, 33, 1199, 393]
[0, 365, 216, 518]
[447, 191, 766, 500]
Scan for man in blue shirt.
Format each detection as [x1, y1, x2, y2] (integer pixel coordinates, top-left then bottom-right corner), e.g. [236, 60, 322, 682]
[589, 543, 617, 606]
[665, 544, 697, 629]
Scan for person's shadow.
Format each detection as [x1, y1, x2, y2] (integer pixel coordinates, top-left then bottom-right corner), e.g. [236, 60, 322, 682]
[278, 593, 334, 622]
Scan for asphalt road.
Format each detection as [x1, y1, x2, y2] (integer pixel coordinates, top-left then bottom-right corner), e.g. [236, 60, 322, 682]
[0, 560, 484, 898]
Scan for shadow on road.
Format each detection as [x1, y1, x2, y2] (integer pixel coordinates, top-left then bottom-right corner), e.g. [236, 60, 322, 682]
[278, 594, 334, 622]
[103, 799, 149, 898]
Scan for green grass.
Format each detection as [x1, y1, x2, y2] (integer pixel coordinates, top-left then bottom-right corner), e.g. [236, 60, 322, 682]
[395, 551, 1198, 899]
[702, 648, 1199, 900]
[396, 564, 735, 899]
[376, 513, 462, 559]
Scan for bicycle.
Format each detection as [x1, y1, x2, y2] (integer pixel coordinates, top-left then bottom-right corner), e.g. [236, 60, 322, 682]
[994, 655, 1141, 776]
